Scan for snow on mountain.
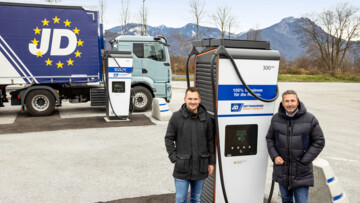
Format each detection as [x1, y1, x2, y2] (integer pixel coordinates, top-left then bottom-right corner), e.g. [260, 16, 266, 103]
[105, 17, 310, 59]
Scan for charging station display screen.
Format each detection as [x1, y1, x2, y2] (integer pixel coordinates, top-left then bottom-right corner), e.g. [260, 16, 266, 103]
[225, 124, 258, 157]
[112, 81, 125, 93]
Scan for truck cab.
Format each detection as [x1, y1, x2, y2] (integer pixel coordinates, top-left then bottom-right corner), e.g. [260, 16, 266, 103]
[110, 35, 172, 111]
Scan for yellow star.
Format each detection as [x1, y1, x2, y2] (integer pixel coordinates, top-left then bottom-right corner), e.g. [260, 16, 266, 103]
[56, 61, 64, 68]
[53, 16, 60, 24]
[64, 19, 71, 27]
[67, 58, 74, 66]
[36, 51, 43, 57]
[31, 38, 39, 45]
[77, 39, 84, 46]
[73, 27, 80, 35]
[74, 50, 82, 58]
[42, 18, 50, 26]
[33, 27, 41, 35]
[45, 58, 53, 66]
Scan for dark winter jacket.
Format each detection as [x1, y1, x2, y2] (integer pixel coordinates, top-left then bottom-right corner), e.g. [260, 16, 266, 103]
[165, 103, 215, 180]
[266, 101, 325, 189]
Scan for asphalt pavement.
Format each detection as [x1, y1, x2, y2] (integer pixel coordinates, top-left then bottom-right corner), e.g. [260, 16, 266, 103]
[0, 81, 359, 203]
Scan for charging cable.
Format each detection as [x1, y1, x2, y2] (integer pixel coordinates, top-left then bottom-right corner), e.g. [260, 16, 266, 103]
[103, 53, 134, 119]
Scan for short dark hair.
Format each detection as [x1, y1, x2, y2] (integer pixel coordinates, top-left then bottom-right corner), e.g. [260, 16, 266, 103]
[185, 87, 200, 98]
[282, 90, 299, 101]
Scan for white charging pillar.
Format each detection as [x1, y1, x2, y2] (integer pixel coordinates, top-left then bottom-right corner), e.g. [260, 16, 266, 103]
[215, 48, 279, 202]
[192, 39, 280, 203]
[105, 51, 133, 120]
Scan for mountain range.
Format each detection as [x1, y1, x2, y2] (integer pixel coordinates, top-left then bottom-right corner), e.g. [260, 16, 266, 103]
[105, 17, 306, 60]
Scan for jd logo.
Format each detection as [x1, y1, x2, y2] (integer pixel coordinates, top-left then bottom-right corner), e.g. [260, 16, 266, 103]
[231, 103, 244, 112]
[29, 29, 77, 56]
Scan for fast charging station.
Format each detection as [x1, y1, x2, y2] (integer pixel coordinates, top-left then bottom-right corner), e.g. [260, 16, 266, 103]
[104, 51, 133, 120]
[187, 39, 280, 202]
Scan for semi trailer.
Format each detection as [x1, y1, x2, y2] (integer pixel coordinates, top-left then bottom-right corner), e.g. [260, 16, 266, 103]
[0, 2, 172, 116]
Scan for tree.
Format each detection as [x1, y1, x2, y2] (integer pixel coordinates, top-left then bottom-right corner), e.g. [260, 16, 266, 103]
[246, 24, 262, 41]
[120, 0, 131, 35]
[227, 16, 237, 39]
[189, 0, 205, 40]
[139, 0, 148, 36]
[169, 30, 188, 57]
[350, 41, 360, 73]
[99, 0, 105, 25]
[211, 5, 231, 39]
[44, 0, 61, 2]
[296, 3, 360, 73]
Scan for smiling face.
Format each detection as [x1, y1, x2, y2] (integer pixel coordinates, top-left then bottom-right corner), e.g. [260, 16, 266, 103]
[282, 94, 299, 115]
[184, 90, 201, 113]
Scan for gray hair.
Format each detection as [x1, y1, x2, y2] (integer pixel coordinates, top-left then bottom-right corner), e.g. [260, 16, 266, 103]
[282, 90, 299, 101]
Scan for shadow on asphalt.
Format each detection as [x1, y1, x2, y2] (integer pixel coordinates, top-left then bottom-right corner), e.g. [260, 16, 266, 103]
[0, 110, 155, 134]
[99, 193, 175, 203]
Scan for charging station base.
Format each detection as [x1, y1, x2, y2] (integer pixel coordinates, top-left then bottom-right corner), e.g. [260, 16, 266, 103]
[104, 116, 130, 122]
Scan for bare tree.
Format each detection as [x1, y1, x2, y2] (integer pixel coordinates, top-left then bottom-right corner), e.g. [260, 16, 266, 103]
[227, 16, 237, 39]
[211, 5, 231, 39]
[296, 3, 360, 73]
[138, 0, 148, 36]
[351, 41, 360, 73]
[189, 0, 205, 40]
[246, 25, 262, 41]
[99, 0, 105, 25]
[44, 0, 61, 2]
[120, 0, 131, 35]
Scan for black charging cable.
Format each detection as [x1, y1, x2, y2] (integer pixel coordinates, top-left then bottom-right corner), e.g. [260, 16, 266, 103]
[185, 47, 200, 88]
[103, 53, 134, 119]
[210, 51, 230, 203]
[185, 45, 230, 203]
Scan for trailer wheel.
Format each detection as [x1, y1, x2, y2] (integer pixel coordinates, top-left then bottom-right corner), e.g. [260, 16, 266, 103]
[133, 86, 152, 112]
[25, 90, 55, 116]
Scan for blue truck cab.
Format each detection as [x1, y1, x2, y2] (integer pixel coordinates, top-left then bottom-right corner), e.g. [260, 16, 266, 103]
[110, 35, 172, 111]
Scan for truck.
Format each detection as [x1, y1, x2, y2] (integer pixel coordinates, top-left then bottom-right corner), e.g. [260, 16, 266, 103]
[110, 35, 172, 112]
[0, 2, 172, 116]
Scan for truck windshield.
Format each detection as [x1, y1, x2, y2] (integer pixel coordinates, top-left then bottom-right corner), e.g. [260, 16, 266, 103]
[144, 44, 165, 62]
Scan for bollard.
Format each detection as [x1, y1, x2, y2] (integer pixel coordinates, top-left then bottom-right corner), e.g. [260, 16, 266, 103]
[309, 158, 349, 203]
[151, 98, 171, 121]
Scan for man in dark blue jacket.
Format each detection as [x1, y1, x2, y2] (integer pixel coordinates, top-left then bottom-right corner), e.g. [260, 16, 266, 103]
[165, 87, 215, 203]
[266, 90, 325, 203]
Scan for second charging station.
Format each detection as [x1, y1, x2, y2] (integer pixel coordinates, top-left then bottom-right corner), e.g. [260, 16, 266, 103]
[186, 39, 280, 203]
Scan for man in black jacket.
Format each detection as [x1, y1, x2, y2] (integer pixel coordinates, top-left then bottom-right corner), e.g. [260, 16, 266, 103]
[165, 87, 215, 203]
[266, 90, 325, 203]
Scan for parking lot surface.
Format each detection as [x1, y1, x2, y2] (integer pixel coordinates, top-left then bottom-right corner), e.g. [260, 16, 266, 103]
[0, 82, 359, 202]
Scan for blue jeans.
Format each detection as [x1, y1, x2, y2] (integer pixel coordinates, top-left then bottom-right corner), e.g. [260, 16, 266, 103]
[279, 184, 309, 203]
[174, 178, 205, 203]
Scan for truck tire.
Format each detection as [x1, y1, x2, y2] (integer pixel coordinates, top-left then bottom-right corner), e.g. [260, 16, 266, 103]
[25, 90, 55, 116]
[133, 86, 152, 112]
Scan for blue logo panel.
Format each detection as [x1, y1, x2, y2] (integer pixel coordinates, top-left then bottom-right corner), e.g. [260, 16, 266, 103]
[231, 103, 244, 112]
[108, 67, 133, 73]
[218, 85, 277, 101]
[0, 4, 101, 83]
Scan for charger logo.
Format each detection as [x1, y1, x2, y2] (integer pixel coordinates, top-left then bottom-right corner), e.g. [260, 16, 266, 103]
[231, 103, 244, 112]
[28, 16, 84, 68]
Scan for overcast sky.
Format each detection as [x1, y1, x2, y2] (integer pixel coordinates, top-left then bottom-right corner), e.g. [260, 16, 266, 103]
[4, 0, 360, 33]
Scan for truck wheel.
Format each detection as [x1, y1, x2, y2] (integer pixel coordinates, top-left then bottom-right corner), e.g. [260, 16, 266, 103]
[133, 86, 152, 112]
[25, 90, 55, 116]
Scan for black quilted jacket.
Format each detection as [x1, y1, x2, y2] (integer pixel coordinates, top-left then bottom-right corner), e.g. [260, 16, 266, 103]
[266, 101, 325, 189]
[165, 103, 215, 180]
